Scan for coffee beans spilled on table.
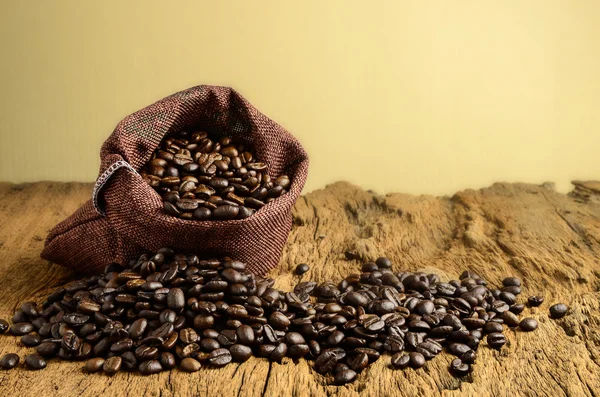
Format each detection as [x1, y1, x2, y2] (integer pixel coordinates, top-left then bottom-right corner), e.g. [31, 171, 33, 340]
[0, 249, 566, 384]
[140, 130, 291, 220]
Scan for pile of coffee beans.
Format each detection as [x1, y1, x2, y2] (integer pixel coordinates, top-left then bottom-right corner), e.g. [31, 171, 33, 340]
[140, 130, 291, 220]
[0, 249, 567, 384]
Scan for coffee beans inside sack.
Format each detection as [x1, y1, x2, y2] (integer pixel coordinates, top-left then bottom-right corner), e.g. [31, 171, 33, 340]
[140, 130, 291, 221]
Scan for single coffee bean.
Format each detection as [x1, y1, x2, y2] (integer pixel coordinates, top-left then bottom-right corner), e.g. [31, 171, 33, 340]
[121, 351, 138, 371]
[347, 352, 369, 372]
[24, 354, 47, 370]
[270, 343, 288, 363]
[129, 318, 148, 340]
[139, 360, 162, 375]
[487, 332, 507, 349]
[510, 303, 525, 315]
[110, 338, 133, 353]
[159, 352, 176, 369]
[167, 288, 185, 311]
[21, 333, 42, 347]
[85, 357, 105, 372]
[180, 357, 202, 372]
[269, 312, 290, 330]
[0, 319, 9, 334]
[375, 257, 392, 269]
[519, 318, 538, 332]
[229, 344, 253, 362]
[10, 322, 34, 336]
[61, 332, 81, 352]
[315, 350, 338, 374]
[502, 277, 521, 287]
[528, 296, 544, 307]
[103, 356, 122, 374]
[335, 369, 357, 385]
[213, 205, 239, 220]
[193, 207, 212, 220]
[549, 303, 568, 319]
[460, 350, 477, 364]
[208, 348, 232, 367]
[36, 342, 59, 358]
[391, 352, 410, 369]
[0, 353, 19, 369]
[236, 325, 255, 345]
[295, 264, 310, 275]
[409, 352, 426, 369]
[502, 311, 520, 328]
[179, 328, 198, 344]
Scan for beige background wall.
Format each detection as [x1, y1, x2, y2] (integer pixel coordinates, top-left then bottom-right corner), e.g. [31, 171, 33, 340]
[0, 1, 598, 195]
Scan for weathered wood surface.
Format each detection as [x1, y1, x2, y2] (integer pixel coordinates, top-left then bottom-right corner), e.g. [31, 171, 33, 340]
[0, 180, 599, 397]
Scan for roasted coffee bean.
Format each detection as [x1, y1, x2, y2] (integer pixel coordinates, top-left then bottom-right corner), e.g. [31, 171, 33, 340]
[483, 322, 503, 334]
[391, 353, 410, 369]
[24, 354, 47, 370]
[314, 350, 338, 374]
[136, 345, 159, 360]
[129, 318, 148, 340]
[335, 369, 357, 385]
[288, 344, 310, 359]
[36, 341, 59, 358]
[448, 343, 471, 356]
[295, 264, 310, 275]
[230, 344, 253, 362]
[103, 356, 122, 374]
[416, 340, 442, 359]
[200, 338, 220, 352]
[519, 318, 538, 332]
[160, 352, 176, 369]
[502, 311, 520, 328]
[61, 332, 81, 352]
[213, 205, 239, 220]
[235, 325, 255, 345]
[0, 353, 19, 369]
[85, 357, 105, 372]
[10, 322, 34, 336]
[167, 288, 185, 311]
[217, 329, 238, 347]
[487, 332, 507, 349]
[0, 319, 9, 334]
[180, 328, 198, 344]
[409, 352, 426, 369]
[139, 359, 162, 375]
[270, 343, 288, 362]
[502, 277, 521, 287]
[269, 312, 290, 330]
[528, 296, 544, 307]
[549, 303, 568, 319]
[21, 333, 42, 347]
[120, 351, 137, 371]
[110, 338, 133, 353]
[193, 315, 215, 330]
[180, 357, 202, 372]
[347, 352, 369, 372]
[208, 348, 232, 366]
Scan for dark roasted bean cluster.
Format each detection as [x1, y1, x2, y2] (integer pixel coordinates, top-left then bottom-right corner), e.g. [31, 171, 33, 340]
[140, 130, 291, 220]
[0, 249, 566, 385]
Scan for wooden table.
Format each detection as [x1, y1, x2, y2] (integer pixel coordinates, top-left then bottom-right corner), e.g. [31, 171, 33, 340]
[0, 181, 599, 397]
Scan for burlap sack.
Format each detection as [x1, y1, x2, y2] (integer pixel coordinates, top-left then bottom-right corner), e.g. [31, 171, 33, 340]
[41, 85, 309, 275]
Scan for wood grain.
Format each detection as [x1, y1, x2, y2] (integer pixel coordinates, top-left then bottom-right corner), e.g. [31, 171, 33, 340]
[0, 180, 599, 397]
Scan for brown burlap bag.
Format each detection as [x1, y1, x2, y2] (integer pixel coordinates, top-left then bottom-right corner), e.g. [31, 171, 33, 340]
[41, 85, 309, 275]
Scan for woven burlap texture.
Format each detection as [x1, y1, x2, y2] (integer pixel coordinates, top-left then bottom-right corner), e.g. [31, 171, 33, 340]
[41, 85, 309, 275]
